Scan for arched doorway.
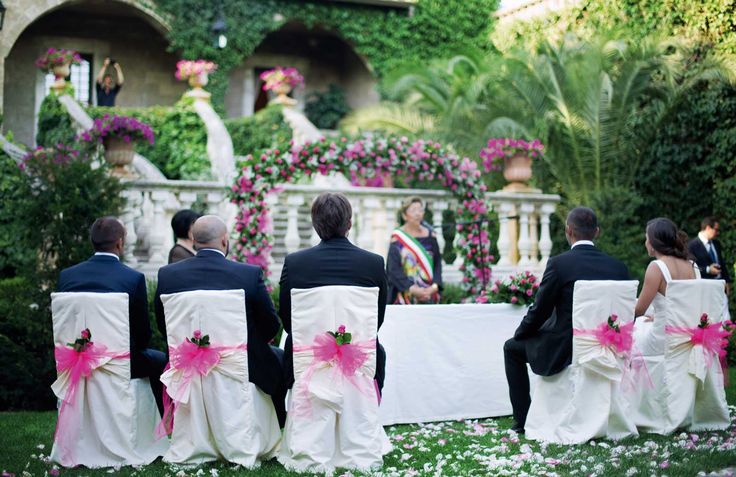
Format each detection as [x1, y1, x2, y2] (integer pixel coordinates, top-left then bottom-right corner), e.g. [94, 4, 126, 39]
[226, 22, 379, 119]
[2, 0, 186, 147]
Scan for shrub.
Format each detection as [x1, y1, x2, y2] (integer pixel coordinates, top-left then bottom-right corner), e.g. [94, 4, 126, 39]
[0, 277, 55, 410]
[0, 150, 33, 278]
[225, 105, 292, 158]
[36, 93, 77, 148]
[305, 84, 351, 130]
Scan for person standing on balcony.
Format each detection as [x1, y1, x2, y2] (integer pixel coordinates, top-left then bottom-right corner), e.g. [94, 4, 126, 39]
[96, 57, 124, 107]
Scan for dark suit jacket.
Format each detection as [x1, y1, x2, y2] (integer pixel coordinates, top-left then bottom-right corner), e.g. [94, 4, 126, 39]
[279, 237, 388, 390]
[154, 249, 282, 396]
[688, 238, 732, 283]
[57, 254, 151, 378]
[514, 244, 629, 376]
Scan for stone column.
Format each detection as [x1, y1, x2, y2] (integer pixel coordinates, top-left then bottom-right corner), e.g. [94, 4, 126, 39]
[517, 203, 534, 267]
[538, 203, 556, 268]
[284, 194, 304, 253]
[495, 201, 515, 267]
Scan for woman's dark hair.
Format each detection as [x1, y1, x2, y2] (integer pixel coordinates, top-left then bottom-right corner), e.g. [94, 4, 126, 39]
[646, 217, 690, 260]
[311, 192, 352, 240]
[171, 209, 201, 240]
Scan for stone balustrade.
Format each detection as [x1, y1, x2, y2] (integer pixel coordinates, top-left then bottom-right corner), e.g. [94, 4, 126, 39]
[122, 179, 560, 284]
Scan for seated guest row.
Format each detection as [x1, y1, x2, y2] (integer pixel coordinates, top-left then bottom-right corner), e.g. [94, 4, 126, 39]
[51, 193, 390, 471]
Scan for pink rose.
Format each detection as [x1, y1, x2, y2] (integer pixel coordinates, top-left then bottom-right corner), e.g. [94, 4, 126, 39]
[526, 289, 533, 297]
[510, 296, 518, 304]
[193, 330, 202, 339]
[337, 325, 346, 334]
[610, 314, 618, 322]
[80, 329, 91, 339]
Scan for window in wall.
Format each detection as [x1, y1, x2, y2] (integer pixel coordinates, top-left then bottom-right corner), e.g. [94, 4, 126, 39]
[44, 53, 93, 105]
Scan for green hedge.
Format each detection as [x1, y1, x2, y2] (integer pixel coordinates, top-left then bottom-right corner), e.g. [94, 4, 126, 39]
[36, 93, 76, 148]
[225, 105, 292, 158]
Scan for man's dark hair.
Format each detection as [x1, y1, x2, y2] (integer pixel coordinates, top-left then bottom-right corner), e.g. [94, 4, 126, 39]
[701, 216, 719, 231]
[311, 192, 352, 240]
[171, 209, 201, 239]
[566, 207, 598, 240]
[90, 216, 125, 252]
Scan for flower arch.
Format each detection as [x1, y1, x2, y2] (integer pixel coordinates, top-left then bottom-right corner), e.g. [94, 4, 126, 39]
[229, 135, 493, 295]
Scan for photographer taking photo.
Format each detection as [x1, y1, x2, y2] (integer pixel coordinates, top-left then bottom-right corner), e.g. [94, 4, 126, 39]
[95, 57, 124, 106]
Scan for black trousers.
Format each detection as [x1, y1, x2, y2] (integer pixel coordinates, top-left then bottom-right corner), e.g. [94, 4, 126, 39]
[503, 337, 531, 428]
[138, 348, 168, 417]
[269, 345, 288, 428]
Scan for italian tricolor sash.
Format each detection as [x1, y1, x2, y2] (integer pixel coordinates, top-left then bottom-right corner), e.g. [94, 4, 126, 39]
[391, 228, 434, 283]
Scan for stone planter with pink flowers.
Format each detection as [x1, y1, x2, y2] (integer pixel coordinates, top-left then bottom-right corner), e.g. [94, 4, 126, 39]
[79, 114, 155, 177]
[175, 59, 217, 101]
[35, 48, 82, 93]
[479, 138, 544, 192]
[260, 66, 304, 106]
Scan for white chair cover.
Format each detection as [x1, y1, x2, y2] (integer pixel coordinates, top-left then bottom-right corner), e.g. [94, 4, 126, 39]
[160, 289, 280, 466]
[278, 285, 391, 473]
[632, 280, 729, 434]
[526, 280, 639, 444]
[49, 292, 168, 468]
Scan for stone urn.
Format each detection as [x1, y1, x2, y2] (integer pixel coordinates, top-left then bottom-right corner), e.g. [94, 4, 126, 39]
[103, 136, 136, 177]
[50, 62, 71, 92]
[271, 83, 297, 106]
[502, 153, 534, 192]
[185, 72, 211, 101]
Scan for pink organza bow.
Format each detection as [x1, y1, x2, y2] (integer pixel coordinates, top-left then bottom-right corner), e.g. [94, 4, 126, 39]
[53, 343, 130, 459]
[292, 333, 377, 416]
[156, 340, 247, 437]
[665, 321, 730, 379]
[573, 320, 634, 354]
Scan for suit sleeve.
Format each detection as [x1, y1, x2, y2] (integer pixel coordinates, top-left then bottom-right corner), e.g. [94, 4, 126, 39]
[377, 257, 388, 330]
[514, 257, 560, 339]
[688, 241, 709, 277]
[252, 267, 280, 342]
[131, 274, 152, 350]
[279, 259, 291, 335]
[154, 271, 167, 344]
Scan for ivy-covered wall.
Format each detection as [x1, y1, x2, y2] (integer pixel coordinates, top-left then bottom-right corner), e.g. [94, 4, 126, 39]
[154, 0, 499, 109]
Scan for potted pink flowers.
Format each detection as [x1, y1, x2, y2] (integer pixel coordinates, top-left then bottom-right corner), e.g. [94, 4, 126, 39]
[175, 59, 218, 100]
[35, 48, 82, 92]
[79, 114, 155, 177]
[479, 138, 544, 191]
[260, 66, 304, 105]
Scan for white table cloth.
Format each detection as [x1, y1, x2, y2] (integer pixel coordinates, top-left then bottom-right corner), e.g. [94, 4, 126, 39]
[378, 303, 526, 425]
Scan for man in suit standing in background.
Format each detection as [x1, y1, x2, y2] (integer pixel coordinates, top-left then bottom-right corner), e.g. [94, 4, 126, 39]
[154, 215, 286, 426]
[688, 216, 732, 295]
[279, 192, 388, 397]
[57, 217, 166, 414]
[503, 207, 629, 433]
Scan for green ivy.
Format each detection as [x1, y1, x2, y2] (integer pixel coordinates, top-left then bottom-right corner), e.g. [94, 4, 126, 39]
[36, 93, 77, 148]
[90, 98, 210, 180]
[153, 0, 499, 110]
[225, 104, 292, 158]
[305, 84, 351, 130]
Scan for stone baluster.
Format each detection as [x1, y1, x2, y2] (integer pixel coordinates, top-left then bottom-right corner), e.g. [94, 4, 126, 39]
[284, 194, 304, 253]
[495, 201, 514, 267]
[121, 189, 141, 267]
[432, 200, 447, 252]
[372, 198, 389, 258]
[358, 197, 377, 251]
[538, 202, 556, 268]
[148, 189, 169, 267]
[307, 192, 321, 246]
[529, 206, 540, 265]
[178, 191, 198, 211]
[206, 190, 224, 216]
[517, 203, 534, 268]
[264, 193, 279, 268]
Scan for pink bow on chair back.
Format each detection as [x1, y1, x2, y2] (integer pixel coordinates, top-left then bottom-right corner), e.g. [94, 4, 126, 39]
[573, 320, 634, 354]
[666, 317, 732, 380]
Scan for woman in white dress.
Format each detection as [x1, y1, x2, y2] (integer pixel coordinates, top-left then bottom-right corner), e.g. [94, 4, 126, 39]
[633, 218, 700, 356]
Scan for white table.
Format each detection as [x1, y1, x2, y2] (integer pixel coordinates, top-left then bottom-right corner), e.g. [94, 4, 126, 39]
[378, 303, 526, 425]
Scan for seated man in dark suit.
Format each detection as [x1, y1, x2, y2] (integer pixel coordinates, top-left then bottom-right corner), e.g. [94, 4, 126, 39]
[688, 216, 732, 295]
[154, 215, 286, 426]
[503, 207, 629, 433]
[57, 216, 166, 415]
[279, 192, 388, 396]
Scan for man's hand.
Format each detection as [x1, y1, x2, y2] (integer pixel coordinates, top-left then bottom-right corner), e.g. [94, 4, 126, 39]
[709, 263, 722, 275]
[103, 57, 110, 67]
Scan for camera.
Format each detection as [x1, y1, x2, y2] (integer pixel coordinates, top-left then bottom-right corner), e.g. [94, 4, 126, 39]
[109, 59, 117, 65]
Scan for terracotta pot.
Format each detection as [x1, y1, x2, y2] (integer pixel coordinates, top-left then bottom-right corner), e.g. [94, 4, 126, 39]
[104, 136, 135, 177]
[188, 72, 209, 89]
[503, 153, 533, 184]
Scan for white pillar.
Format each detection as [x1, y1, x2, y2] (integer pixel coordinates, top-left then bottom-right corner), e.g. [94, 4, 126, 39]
[121, 189, 141, 267]
[206, 190, 224, 216]
[433, 200, 447, 252]
[538, 203, 556, 268]
[495, 201, 514, 267]
[529, 207, 540, 265]
[178, 191, 198, 210]
[517, 203, 534, 267]
[265, 193, 279, 268]
[148, 190, 169, 267]
[358, 197, 377, 251]
[284, 194, 304, 253]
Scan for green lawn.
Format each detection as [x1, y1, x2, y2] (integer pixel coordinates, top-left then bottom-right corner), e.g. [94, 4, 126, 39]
[2, 369, 735, 477]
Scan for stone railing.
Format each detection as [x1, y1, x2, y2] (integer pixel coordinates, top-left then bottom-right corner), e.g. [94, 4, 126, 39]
[122, 179, 560, 284]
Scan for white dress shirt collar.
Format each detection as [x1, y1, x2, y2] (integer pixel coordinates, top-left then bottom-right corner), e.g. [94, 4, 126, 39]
[698, 231, 710, 246]
[94, 252, 120, 260]
[571, 240, 595, 249]
[198, 248, 226, 257]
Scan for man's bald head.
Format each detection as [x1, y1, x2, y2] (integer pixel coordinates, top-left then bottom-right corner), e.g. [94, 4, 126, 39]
[192, 215, 229, 253]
